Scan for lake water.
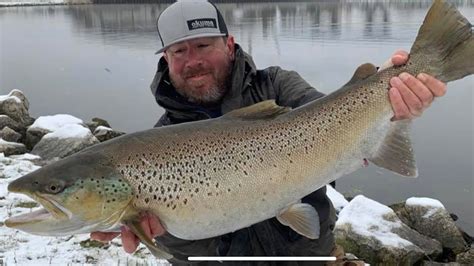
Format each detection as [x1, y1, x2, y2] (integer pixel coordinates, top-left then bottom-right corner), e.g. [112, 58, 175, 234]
[1, 1, 473, 234]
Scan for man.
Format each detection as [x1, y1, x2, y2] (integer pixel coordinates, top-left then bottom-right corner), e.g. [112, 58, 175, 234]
[92, 1, 446, 264]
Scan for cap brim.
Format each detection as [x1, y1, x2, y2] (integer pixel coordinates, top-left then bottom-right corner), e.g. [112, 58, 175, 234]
[155, 32, 227, 54]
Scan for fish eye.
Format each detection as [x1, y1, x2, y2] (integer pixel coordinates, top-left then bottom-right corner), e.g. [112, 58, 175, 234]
[46, 183, 64, 194]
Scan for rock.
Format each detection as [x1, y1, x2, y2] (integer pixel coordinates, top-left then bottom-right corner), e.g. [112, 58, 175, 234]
[0, 115, 25, 132]
[456, 247, 474, 264]
[400, 197, 467, 254]
[93, 126, 125, 142]
[0, 139, 27, 156]
[9, 89, 30, 110]
[0, 127, 22, 142]
[0, 90, 32, 126]
[79, 239, 110, 249]
[25, 127, 51, 150]
[335, 195, 442, 265]
[31, 124, 99, 160]
[86, 117, 112, 133]
[26, 114, 84, 149]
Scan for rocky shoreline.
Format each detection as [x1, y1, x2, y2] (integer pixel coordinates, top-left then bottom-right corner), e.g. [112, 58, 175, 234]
[0, 89, 472, 265]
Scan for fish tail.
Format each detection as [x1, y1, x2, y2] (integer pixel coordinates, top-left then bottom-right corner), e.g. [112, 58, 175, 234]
[410, 0, 473, 82]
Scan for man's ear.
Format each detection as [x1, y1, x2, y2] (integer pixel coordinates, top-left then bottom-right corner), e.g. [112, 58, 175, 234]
[226, 35, 236, 60]
[163, 52, 169, 62]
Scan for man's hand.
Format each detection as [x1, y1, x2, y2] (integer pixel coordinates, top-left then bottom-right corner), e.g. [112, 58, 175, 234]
[90, 212, 165, 253]
[385, 50, 447, 121]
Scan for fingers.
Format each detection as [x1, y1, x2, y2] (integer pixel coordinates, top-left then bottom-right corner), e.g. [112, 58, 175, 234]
[121, 213, 166, 254]
[90, 231, 120, 243]
[389, 87, 412, 121]
[121, 226, 140, 254]
[389, 72, 447, 121]
[390, 78, 423, 118]
[90, 213, 166, 255]
[144, 212, 166, 238]
[417, 73, 447, 97]
[379, 50, 409, 71]
[391, 50, 409, 66]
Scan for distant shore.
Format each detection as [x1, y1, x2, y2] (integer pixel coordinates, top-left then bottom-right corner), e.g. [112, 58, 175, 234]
[1, 0, 333, 8]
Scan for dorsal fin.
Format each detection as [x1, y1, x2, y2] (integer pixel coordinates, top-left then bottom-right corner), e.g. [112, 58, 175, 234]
[222, 100, 291, 120]
[342, 63, 378, 87]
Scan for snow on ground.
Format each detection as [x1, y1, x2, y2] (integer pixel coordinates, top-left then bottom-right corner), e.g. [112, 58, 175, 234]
[326, 185, 349, 213]
[336, 195, 413, 248]
[43, 124, 91, 139]
[0, 153, 169, 265]
[29, 114, 83, 132]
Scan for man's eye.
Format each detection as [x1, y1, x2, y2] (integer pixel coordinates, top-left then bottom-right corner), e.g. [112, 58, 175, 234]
[198, 44, 210, 48]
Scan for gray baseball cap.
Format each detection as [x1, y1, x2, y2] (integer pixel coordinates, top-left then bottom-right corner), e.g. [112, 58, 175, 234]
[155, 1, 228, 54]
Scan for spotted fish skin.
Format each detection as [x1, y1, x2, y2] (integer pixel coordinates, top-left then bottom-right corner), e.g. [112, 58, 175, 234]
[4, 0, 474, 257]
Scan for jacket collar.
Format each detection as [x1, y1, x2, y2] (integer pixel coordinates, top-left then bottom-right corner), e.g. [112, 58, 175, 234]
[150, 44, 257, 119]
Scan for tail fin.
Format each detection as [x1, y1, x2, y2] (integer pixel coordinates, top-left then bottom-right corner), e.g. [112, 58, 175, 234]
[410, 0, 473, 82]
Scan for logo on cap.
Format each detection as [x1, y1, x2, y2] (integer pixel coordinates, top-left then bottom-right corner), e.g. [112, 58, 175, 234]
[187, 18, 217, 31]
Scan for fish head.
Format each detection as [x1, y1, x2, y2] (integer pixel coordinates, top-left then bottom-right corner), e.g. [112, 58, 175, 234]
[5, 152, 134, 236]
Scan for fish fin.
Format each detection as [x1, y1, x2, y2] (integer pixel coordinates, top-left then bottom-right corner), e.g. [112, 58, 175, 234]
[222, 100, 291, 120]
[343, 63, 378, 87]
[124, 220, 173, 260]
[276, 203, 320, 239]
[410, 0, 473, 82]
[369, 120, 418, 177]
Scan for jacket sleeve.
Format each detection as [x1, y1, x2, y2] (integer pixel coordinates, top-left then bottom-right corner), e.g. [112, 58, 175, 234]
[268, 66, 326, 108]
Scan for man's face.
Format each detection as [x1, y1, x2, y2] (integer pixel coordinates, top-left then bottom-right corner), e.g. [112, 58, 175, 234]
[164, 36, 235, 105]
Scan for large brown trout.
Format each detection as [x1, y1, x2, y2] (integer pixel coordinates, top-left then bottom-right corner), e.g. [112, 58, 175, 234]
[5, 0, 473, 260]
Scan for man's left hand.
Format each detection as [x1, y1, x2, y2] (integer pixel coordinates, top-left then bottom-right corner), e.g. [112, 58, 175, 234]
[385, 50, 447, 121]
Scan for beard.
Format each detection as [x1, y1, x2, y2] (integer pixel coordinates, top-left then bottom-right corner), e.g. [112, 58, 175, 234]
[170, 60, 232, 105]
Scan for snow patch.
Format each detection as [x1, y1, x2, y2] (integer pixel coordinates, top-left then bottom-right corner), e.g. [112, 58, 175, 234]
[30, 114, 83, 132]
[406, 197, 445, 209]
[0, 138, 25, 147]
[0, 94, 21, 103]
[337, 195, 413, 248]
[406, 197, 445, 218]
[43, 124, 91, 139]
[10, 153, 42, 161]
[326, 185, 349, 213]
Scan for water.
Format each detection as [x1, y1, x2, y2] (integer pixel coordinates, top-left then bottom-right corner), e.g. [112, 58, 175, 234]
[1, 1, 473, 234]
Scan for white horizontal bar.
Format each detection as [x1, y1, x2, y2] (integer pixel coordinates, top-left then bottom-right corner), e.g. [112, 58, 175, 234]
[188, 256, 336, 261]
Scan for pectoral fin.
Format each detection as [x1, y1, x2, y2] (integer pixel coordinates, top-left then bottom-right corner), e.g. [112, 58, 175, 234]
[124, 219, 173, 260]
[276, 203, 320, 239]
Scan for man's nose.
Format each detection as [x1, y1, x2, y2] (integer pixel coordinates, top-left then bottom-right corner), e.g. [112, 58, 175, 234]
[184, 48, 204, 67]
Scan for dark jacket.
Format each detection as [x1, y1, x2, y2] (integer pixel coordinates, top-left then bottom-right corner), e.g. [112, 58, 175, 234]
[150, 44, 336, 265]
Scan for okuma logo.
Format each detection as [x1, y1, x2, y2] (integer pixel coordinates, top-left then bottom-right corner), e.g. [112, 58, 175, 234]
[187, 18, 217, 30]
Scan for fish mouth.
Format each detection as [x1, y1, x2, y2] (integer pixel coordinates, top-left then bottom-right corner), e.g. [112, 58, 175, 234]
[5, 193, 70, 229]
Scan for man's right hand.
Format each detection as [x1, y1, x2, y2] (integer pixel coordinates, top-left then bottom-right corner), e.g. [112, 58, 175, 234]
[90, 212, 166, 253]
